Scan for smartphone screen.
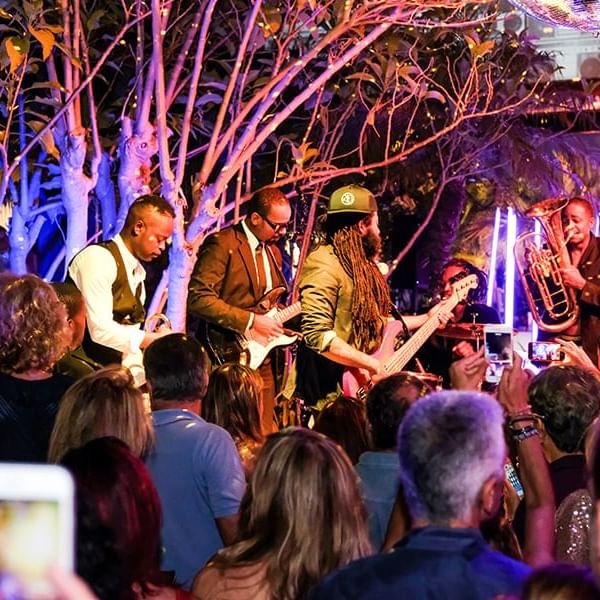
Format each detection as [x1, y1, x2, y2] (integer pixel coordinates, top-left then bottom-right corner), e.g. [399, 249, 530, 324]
[484, 329, 513, 364]
[528, 341, 564, 362]
[0, 465, 74, 596]
[504, 461, 524, 500]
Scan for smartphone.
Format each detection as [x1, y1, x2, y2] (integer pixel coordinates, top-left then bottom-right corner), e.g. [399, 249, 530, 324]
[484, 325, 513, 363]
[504, 460, 524, 500]
[484, 325, 513, 383]
[528, 341, 565, 363]
[0, 464, 75, 596]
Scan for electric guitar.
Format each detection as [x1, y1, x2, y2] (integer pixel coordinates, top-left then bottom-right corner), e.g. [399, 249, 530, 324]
[244, 299, 301, 369]
[203, 287, 301, 369]
[342, 274, 478, 401]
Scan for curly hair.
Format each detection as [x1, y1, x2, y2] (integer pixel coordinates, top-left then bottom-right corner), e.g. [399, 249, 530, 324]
[440, 258, 487, 304]
[205, 428, 371, 600]
[48, 365, 154, 463]
[528, 365, 600, 453]
[0, 273, 69, 374]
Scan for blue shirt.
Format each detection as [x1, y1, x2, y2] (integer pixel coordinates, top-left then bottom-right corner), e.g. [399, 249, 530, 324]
[355, 451, 400, 550]
[145, 409, 246, 589]
[309, 526, 531, 600]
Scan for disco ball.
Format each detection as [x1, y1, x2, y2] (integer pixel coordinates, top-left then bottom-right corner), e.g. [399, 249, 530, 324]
[508, 0, 600, 31]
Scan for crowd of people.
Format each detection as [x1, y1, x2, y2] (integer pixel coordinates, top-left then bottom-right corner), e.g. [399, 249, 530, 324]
[2, 188, 600, 599]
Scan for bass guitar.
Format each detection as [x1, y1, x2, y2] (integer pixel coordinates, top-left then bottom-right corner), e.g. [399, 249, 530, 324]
[342, 274, 478, 400]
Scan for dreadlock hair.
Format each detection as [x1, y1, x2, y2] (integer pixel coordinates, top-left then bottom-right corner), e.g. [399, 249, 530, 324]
[324, 212, 391, 352]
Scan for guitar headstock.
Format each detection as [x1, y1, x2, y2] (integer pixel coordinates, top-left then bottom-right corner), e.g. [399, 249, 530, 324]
[451, 274, 478, 303]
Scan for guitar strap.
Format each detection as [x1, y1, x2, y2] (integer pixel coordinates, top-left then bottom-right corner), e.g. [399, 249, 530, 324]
[391, 305, 410, 343]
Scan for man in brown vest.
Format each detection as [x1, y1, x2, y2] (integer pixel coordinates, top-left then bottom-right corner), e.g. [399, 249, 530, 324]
[68, 194, 175, 385]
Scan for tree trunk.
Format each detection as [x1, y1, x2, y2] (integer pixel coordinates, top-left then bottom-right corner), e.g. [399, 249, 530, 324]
[8, 206, 29, 275]
[165, 244, 198, 332]
[116, 117, 157, 232]
[160, 185, 221, 330]
[97, 151, 117, 239]
[60, 129, 94, 266]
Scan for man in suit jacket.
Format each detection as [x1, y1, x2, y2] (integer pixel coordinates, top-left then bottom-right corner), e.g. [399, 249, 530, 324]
[188, 188, 291, 433]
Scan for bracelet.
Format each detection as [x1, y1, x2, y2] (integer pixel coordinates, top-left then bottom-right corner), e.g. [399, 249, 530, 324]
[506, 406, 532, 418]
[510, 425, 539, 443]
[508, 413, 542, 428]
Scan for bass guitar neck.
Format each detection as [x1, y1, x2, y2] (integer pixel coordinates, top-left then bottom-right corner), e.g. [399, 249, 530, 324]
[342, 274, 478, 400]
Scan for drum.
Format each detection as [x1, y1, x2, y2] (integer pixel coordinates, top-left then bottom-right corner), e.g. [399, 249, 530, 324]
[393, 371, 443, 396]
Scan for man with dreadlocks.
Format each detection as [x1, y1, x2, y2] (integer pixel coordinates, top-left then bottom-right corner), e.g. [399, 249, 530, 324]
[295, 185, 449, 405]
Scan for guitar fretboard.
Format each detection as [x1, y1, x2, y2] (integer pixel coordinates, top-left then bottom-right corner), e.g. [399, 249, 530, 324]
[275, 302, 301, 324]
[382, 275, 478, 374]
[384, 306, 449, 374]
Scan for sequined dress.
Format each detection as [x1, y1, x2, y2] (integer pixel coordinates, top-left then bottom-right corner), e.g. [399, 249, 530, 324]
[555, 488, 592, 565]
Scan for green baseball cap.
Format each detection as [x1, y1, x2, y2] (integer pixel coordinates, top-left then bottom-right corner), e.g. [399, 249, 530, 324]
[328, 185, 377, 214]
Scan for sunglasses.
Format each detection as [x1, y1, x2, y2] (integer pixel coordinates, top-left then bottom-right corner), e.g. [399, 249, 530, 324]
[261, 214, 288, 232]
[446, 270, 470, 286]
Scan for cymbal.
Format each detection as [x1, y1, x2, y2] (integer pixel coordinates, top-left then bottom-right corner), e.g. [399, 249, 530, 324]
[436, 323, 486, 340]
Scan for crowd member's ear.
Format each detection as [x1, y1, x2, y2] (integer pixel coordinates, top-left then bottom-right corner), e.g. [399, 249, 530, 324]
[479, 474, 503, 521]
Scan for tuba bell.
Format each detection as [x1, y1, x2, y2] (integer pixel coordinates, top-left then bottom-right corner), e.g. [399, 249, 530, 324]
[514, 197, 579, 333]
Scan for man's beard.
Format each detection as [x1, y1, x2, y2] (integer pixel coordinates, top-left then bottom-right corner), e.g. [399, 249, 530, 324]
[362, 230, 382, 261]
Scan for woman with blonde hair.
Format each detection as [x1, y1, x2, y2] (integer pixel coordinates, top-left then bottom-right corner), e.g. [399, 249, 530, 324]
[193, 428, 372, 600]
[0, 273, 72, 462]
[202, 363, 264, 476]
[48, 365, 153, 463]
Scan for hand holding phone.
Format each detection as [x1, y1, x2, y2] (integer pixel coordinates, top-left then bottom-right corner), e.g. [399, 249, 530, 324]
[497, 352, 532, 417]
[560, 340, 600, 372]
[449, 347, 488, 391]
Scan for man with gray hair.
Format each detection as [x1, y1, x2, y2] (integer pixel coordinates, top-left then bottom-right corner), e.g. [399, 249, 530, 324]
[310, 391, 530, 599]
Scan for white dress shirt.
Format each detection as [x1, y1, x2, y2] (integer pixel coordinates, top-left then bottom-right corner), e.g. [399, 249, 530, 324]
[68, 234, 146, 384]
[241, 219, 273, 292]
[241, 220, 276, 331]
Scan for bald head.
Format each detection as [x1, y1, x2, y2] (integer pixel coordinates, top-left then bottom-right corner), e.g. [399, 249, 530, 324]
[245, 188, 289, 218]
[562, 197, 595, 249]
[567, 197, 595, 219]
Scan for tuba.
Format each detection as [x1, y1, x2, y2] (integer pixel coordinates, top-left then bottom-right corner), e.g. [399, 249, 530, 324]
[514, 197, 579, 333]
